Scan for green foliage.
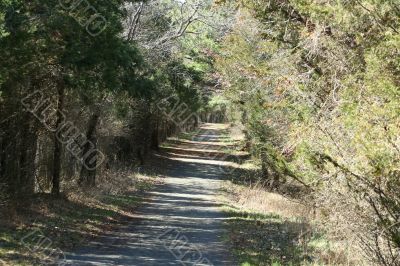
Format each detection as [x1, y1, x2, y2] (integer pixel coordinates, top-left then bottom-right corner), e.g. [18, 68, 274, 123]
[216, 0, 400, 263]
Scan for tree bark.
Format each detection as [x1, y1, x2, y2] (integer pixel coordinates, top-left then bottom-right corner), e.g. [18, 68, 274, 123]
[79, 112, 100, 187]
[151, 119, 160, 151]
[18, 112, 38, 197]
[51, 79, 65, 196]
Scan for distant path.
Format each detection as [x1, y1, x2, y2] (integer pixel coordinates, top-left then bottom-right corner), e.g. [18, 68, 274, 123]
[64, 123, 236, 266]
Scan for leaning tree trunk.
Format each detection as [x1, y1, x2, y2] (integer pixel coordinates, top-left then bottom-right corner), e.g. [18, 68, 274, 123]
[79, 112, 100, 187]
[51, 79, 65, 196]
[260, 149, 280, 188]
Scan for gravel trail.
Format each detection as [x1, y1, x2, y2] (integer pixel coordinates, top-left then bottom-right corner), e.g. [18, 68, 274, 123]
[63, 123, 236, 266]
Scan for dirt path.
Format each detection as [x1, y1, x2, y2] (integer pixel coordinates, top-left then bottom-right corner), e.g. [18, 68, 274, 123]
[63, 123, 236, 266]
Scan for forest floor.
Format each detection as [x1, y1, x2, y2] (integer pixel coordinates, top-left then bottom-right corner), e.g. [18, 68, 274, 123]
[1, 123, 237, 265]
[0, 123, 237, 265]
[0, 170, 160, 265]
[1, 123, 353, 266]
[61, 123, 236, 265]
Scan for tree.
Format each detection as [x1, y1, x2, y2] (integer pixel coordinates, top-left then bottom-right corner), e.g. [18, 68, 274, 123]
[215, 1, 400, 263]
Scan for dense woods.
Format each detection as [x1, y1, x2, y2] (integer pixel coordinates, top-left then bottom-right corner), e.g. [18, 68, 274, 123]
[216, 1, 400, 265]
[1, 0, 399, 265]
[0, 0, 226, 198]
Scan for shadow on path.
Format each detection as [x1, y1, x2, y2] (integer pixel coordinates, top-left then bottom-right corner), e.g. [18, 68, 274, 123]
[63, 123, 236, 266]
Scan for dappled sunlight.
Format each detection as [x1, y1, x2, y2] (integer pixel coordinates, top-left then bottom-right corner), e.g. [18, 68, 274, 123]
[169, 156, 240, 168]
[64, 123, 235, 265]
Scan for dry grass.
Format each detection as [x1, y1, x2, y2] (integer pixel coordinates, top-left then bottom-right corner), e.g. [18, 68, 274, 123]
[220, 125, 367, 265]
[221, 180, 364, 265]
[0, 168, 161, 266]
[222, 182, 312, 219]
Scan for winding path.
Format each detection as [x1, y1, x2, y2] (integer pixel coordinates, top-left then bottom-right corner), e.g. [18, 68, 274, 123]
[64, 123, 235, 266]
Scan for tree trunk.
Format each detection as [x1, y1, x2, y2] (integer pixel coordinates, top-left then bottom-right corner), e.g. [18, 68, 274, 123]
[18, 112, 38, 197]
[79, 112, 100, 187]
[161, 120, 166, 142]
[51, 79, 65, 196]
[260, 150, 269, 181]
[2, 79, 42, 200]
[151, 119, 160, 151]
[137, 148, 145, 166]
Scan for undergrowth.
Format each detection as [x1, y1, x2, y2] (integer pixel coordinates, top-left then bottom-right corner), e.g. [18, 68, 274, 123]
[0, 170, 159, 265]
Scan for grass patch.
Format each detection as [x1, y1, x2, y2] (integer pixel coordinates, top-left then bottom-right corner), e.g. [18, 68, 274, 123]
[101, 194, 141, 209]
[223, 204, 341, 266]
[224, 205, 318, 265]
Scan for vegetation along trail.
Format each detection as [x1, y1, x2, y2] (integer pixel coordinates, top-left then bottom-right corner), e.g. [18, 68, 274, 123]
[1, 0, 399, 265]
[64, 124, 235, 265]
